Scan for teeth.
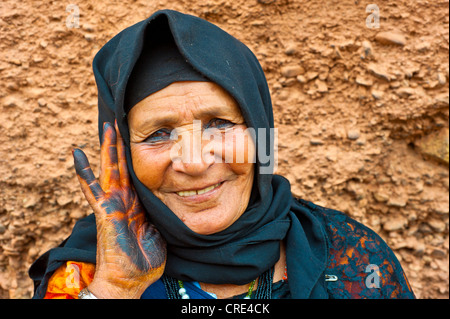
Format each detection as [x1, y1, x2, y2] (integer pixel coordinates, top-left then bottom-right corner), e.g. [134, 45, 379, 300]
[197, 184, 215, 195]
[177, 190, 197, 197]
[177, 183, 221, 197]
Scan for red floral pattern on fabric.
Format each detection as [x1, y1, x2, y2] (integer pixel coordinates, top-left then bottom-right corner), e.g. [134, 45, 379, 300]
[299, 199, 415, 299]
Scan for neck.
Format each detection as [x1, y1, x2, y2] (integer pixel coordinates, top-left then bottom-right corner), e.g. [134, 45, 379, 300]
[199, 240, 286, 299]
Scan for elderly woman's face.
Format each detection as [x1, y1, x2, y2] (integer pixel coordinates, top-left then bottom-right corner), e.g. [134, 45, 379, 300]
[128, 82, 255, 235]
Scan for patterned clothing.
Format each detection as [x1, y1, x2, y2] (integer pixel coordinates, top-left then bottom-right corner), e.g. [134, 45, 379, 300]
[42, 199, 414, 299]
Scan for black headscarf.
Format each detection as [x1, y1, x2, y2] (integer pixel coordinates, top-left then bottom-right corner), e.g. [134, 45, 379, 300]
[30, 10, 329, 298]
[123, 19, 208, 112]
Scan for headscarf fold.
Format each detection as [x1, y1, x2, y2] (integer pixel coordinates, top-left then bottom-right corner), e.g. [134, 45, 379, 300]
[123, 17, 208, 112]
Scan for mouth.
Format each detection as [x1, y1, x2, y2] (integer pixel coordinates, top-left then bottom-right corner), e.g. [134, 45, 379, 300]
[176, 182, 223, 197]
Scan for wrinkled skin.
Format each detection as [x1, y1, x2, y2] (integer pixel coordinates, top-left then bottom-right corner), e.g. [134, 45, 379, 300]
[72, 121, 166, 299]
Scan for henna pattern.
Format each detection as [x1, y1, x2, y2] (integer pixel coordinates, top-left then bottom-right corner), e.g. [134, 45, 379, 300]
[73, 121, 166, 298]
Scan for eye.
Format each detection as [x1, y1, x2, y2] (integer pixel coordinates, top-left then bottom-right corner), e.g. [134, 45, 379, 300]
[144, 128, 172, 143]
[205, 118, 235, 130]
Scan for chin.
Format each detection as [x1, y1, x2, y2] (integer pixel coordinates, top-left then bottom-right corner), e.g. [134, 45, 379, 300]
[176, 205, 241, 235]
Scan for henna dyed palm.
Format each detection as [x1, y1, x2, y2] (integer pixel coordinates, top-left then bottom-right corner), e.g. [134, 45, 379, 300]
[73, 121, 166, 298]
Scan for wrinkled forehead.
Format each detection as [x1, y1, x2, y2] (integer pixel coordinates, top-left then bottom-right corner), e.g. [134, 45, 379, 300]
[127, 81, 245, 133]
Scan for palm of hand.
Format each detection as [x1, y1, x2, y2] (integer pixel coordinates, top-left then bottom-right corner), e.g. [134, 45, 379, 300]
[73, 121, 166, 297]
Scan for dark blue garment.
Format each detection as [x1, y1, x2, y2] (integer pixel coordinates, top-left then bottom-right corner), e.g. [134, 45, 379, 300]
[140, 279, 291, 299]
[141, 279, 214, 299]
[306, 200, 415, 299]
[138, 198, 415, 299]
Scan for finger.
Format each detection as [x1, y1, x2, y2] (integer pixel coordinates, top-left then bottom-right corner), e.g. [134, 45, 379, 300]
[73, 148, 105, 204]
[115, 120, 131, 188]
[99, 122, 120, 190]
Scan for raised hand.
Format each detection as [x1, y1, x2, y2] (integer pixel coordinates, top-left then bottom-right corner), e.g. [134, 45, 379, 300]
[72, 121, 166, 299]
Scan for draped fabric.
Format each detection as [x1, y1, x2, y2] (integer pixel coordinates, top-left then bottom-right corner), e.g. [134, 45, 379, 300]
[39, 199, 415, 299]
[29, 10, 414, 300]
[91, 9, 296, 285]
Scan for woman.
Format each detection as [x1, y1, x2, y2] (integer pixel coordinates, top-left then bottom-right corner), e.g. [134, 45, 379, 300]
[29, 9, 415, 299]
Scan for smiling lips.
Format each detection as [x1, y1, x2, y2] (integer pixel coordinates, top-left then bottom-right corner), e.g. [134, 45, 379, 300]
[176, 182, 222, 197]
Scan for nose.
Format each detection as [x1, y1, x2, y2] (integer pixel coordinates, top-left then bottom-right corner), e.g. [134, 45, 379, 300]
[170, 127, 216, 176]
[171, 157, 214, 176]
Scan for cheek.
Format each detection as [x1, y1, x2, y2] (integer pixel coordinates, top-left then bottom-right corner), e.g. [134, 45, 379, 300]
[130, 145, 170, 191]
[217, 128, 256, 167]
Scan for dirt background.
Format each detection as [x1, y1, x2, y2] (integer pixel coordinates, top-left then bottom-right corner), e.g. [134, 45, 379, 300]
[0, 0, 448, 299]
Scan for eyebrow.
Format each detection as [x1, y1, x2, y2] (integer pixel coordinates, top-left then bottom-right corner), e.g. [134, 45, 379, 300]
[141, 113, 180, 129]
[135, 106, 233, 130]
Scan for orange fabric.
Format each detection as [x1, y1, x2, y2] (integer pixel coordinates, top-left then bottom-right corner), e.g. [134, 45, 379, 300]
[44, 261, 95, 299]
